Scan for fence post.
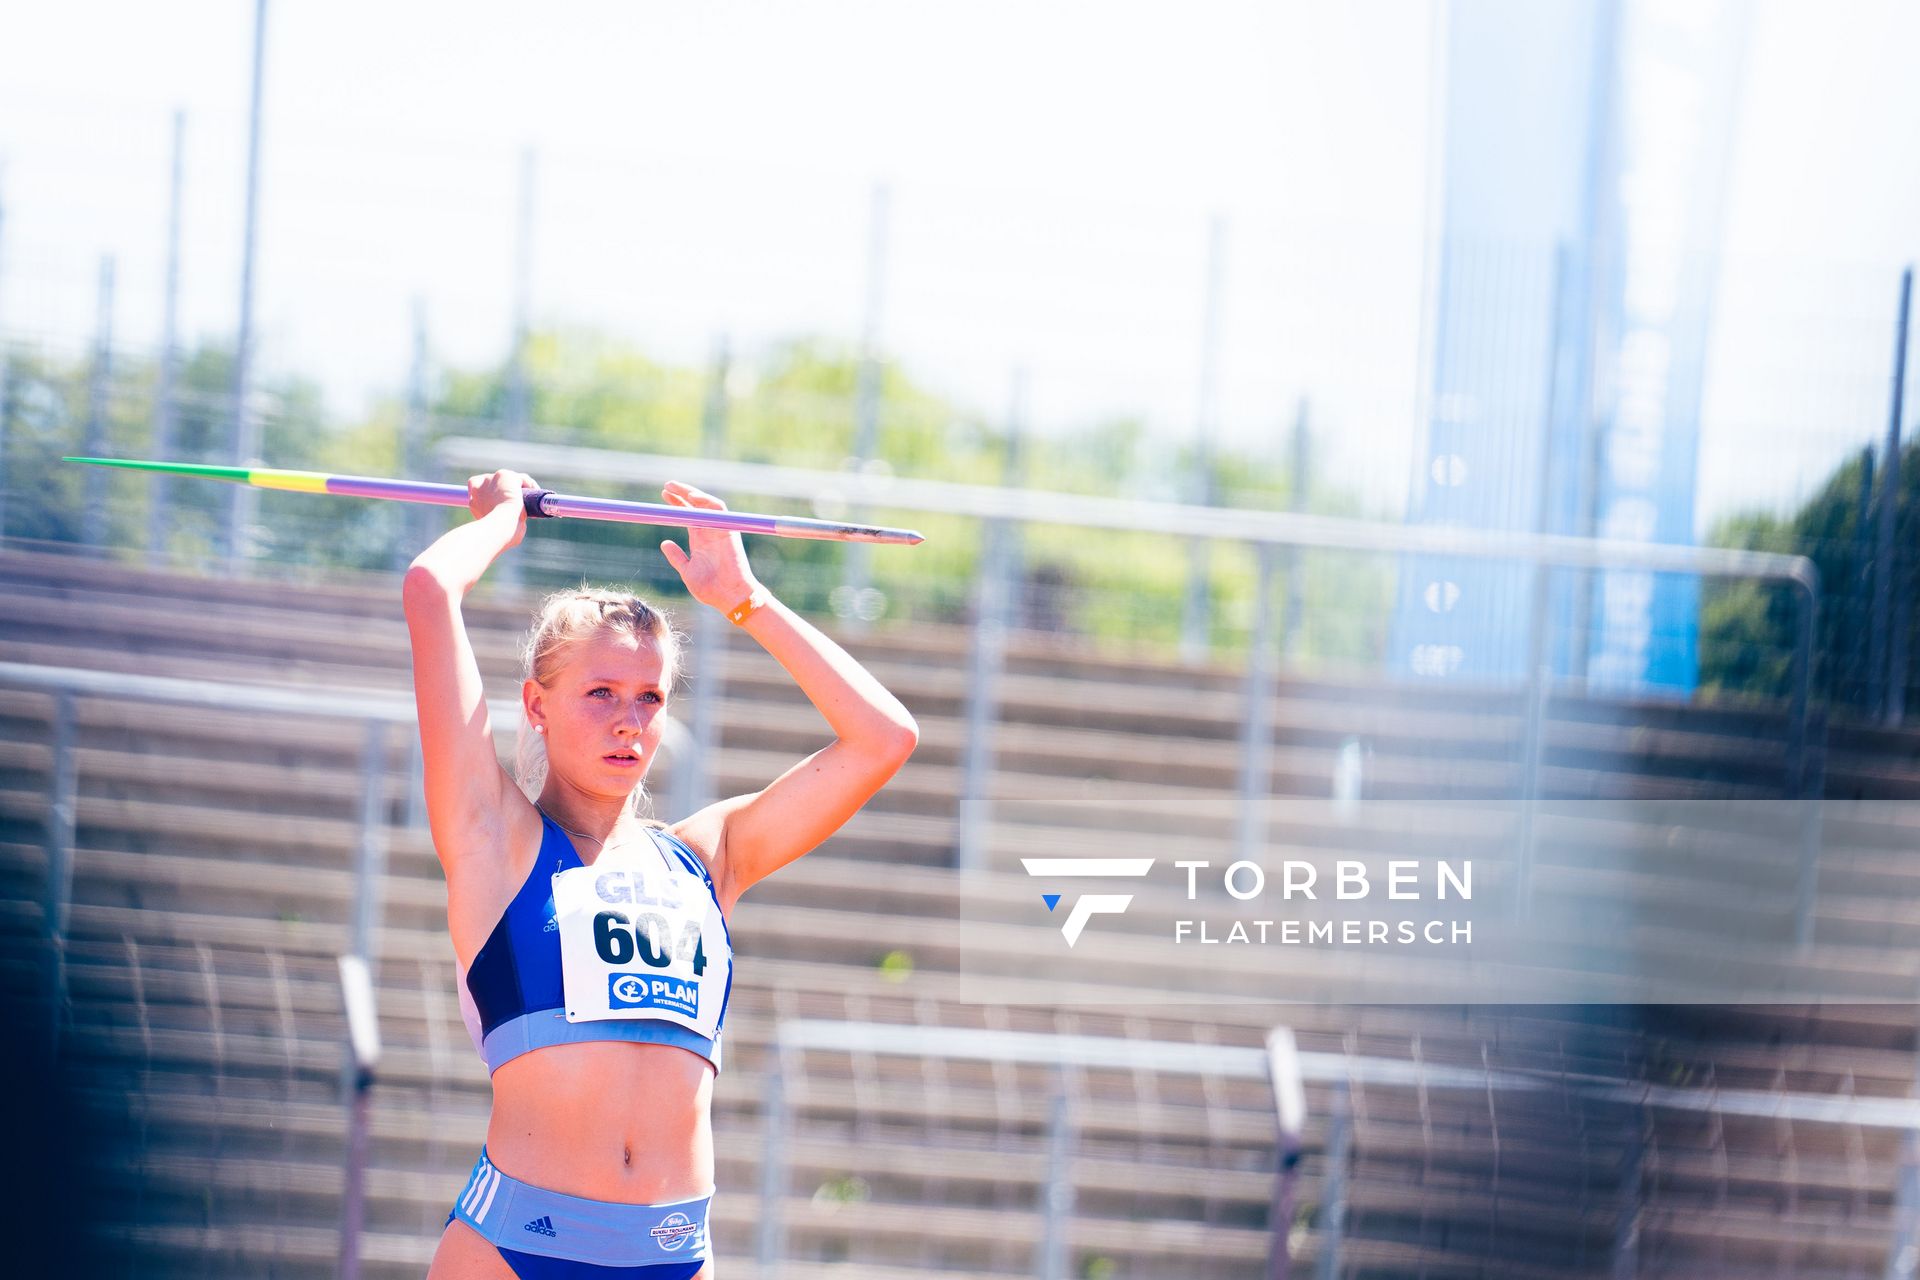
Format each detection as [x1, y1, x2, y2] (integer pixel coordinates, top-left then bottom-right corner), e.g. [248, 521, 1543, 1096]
[671, 604, 725, 822]
[1236, 542, 1279, 866]
[349, 721, 389, 979]
[1038, 1088, 1075, 1280]
[44, 690, 78, 1049]
[957, 370, 1026, 873]
[336, 953, 381, 1280]
[1514, 660, 1551, 922]
[956, 530, 1009, 873]
[757, 1037, 790, 1274]
[403, 733, 426, 830]
[1790, 572, 1824, 948]
[1316, 1082, 1350, 1280]
[1266, 1028, 1307, 1280]
[1612, 1107, 1643, 1280]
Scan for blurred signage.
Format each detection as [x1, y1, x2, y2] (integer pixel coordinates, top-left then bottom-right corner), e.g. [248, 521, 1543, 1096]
[1393, 0, 1749, 697]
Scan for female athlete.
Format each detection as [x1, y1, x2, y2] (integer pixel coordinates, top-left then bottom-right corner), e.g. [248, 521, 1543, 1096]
[405, 470, 919, 1278]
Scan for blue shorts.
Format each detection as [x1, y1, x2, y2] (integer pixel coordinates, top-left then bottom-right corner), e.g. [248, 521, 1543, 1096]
[444, 1146, 711, 1278]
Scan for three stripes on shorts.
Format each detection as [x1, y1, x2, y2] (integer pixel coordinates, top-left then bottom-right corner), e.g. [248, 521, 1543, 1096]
[459, 1153, 504, 1224]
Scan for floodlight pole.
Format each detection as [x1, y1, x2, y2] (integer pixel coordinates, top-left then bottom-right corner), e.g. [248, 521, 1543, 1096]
[956, 368, 1026, 872]
[1281, 399, 1311, 660]
[497, 147, 536, 591]
[1870, 266, 1911, 724]
[840, 182, 891, 631]
[1181, 214, 1227, 663]
[672, 337, 741, 824]
[1235, 541, 1279, 866]
[225, 0, 268, 572]
[82, 257, 116, 549]
[150, 109, 186, 567]
[394, 298, 429, 573]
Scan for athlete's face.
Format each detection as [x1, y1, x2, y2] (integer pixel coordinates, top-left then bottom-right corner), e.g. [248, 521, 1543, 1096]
[527, 629, 672, 795]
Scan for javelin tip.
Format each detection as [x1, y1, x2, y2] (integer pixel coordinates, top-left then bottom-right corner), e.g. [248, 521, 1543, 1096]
[65, 456, 255, 482]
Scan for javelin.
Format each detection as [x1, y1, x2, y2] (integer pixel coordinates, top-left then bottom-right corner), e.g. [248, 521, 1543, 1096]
[62, 456, 926, 545]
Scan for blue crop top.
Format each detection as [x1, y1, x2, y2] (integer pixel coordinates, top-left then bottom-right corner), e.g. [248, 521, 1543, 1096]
[458, 811, 734, 1074]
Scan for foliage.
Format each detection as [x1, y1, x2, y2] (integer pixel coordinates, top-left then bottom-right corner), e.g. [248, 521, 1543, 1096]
[1699, 443, 1919, 713]
[3, 328, 1388, 665]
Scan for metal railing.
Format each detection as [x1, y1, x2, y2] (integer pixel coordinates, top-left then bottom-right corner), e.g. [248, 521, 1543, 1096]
[765, 1018, 1920, 1280]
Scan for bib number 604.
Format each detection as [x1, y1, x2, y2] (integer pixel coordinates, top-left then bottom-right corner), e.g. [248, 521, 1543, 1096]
[592, 909, 708, 976]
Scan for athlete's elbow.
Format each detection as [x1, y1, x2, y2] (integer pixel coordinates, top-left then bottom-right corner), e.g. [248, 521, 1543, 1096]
[879, 716, 919, 763]
[402, 563, 454, 611]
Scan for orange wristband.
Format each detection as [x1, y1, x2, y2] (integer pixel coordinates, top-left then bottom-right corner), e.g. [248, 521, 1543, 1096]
[726, 586, 769, 626]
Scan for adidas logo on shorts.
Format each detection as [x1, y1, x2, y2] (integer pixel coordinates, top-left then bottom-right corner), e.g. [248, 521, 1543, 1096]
[523, 1215, 557, 1237]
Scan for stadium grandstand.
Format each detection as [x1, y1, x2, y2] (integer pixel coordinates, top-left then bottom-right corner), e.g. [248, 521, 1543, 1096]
[3, 520, 1918, 1277]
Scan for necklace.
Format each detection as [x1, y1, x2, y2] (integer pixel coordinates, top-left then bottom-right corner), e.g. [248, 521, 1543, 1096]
[538, 804, 616, 847]
[537, 805, 672, 875]
[537, 804, 657, 863]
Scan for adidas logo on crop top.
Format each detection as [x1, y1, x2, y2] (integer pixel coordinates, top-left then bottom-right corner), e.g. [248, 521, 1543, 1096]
[457, 809, 734, 1073]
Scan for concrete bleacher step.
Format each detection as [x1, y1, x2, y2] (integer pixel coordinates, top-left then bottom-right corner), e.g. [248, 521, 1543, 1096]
[6, 545, 1862, 802]
[0, 747, 1862, 902]
[46, 881, 1920, 1100]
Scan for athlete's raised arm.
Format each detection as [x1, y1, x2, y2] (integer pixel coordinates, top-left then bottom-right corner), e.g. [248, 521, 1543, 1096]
[661, 481, 918, 907]
[401, 469, 539, 873]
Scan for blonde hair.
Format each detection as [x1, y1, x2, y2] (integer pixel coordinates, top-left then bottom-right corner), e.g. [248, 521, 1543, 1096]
[513, 586, 684, 824]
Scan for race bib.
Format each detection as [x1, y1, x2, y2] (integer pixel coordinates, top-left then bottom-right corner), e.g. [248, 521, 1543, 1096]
[552, 834, 723, 1036]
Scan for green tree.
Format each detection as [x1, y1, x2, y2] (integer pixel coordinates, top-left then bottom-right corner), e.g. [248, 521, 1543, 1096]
[1699, 442, 1919, 715]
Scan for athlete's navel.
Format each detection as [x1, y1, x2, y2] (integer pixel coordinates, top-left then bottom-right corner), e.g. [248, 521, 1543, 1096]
[623, 1144, 632, 1167]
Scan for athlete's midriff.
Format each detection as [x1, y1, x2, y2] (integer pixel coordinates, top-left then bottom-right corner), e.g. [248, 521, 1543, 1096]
[486, 1039, 716, 1203]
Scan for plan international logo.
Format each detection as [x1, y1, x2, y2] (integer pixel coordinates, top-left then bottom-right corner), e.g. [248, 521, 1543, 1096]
[1021, 858, 1155, 946]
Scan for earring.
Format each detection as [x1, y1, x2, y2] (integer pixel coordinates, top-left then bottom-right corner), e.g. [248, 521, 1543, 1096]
[535, 725, 546, 735]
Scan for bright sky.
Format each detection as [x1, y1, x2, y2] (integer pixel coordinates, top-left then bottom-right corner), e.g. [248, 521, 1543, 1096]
[1, 0, 1916, 525]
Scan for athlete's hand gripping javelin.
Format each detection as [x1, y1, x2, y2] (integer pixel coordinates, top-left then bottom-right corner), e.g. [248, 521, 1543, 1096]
[463, 469, 539, 549]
